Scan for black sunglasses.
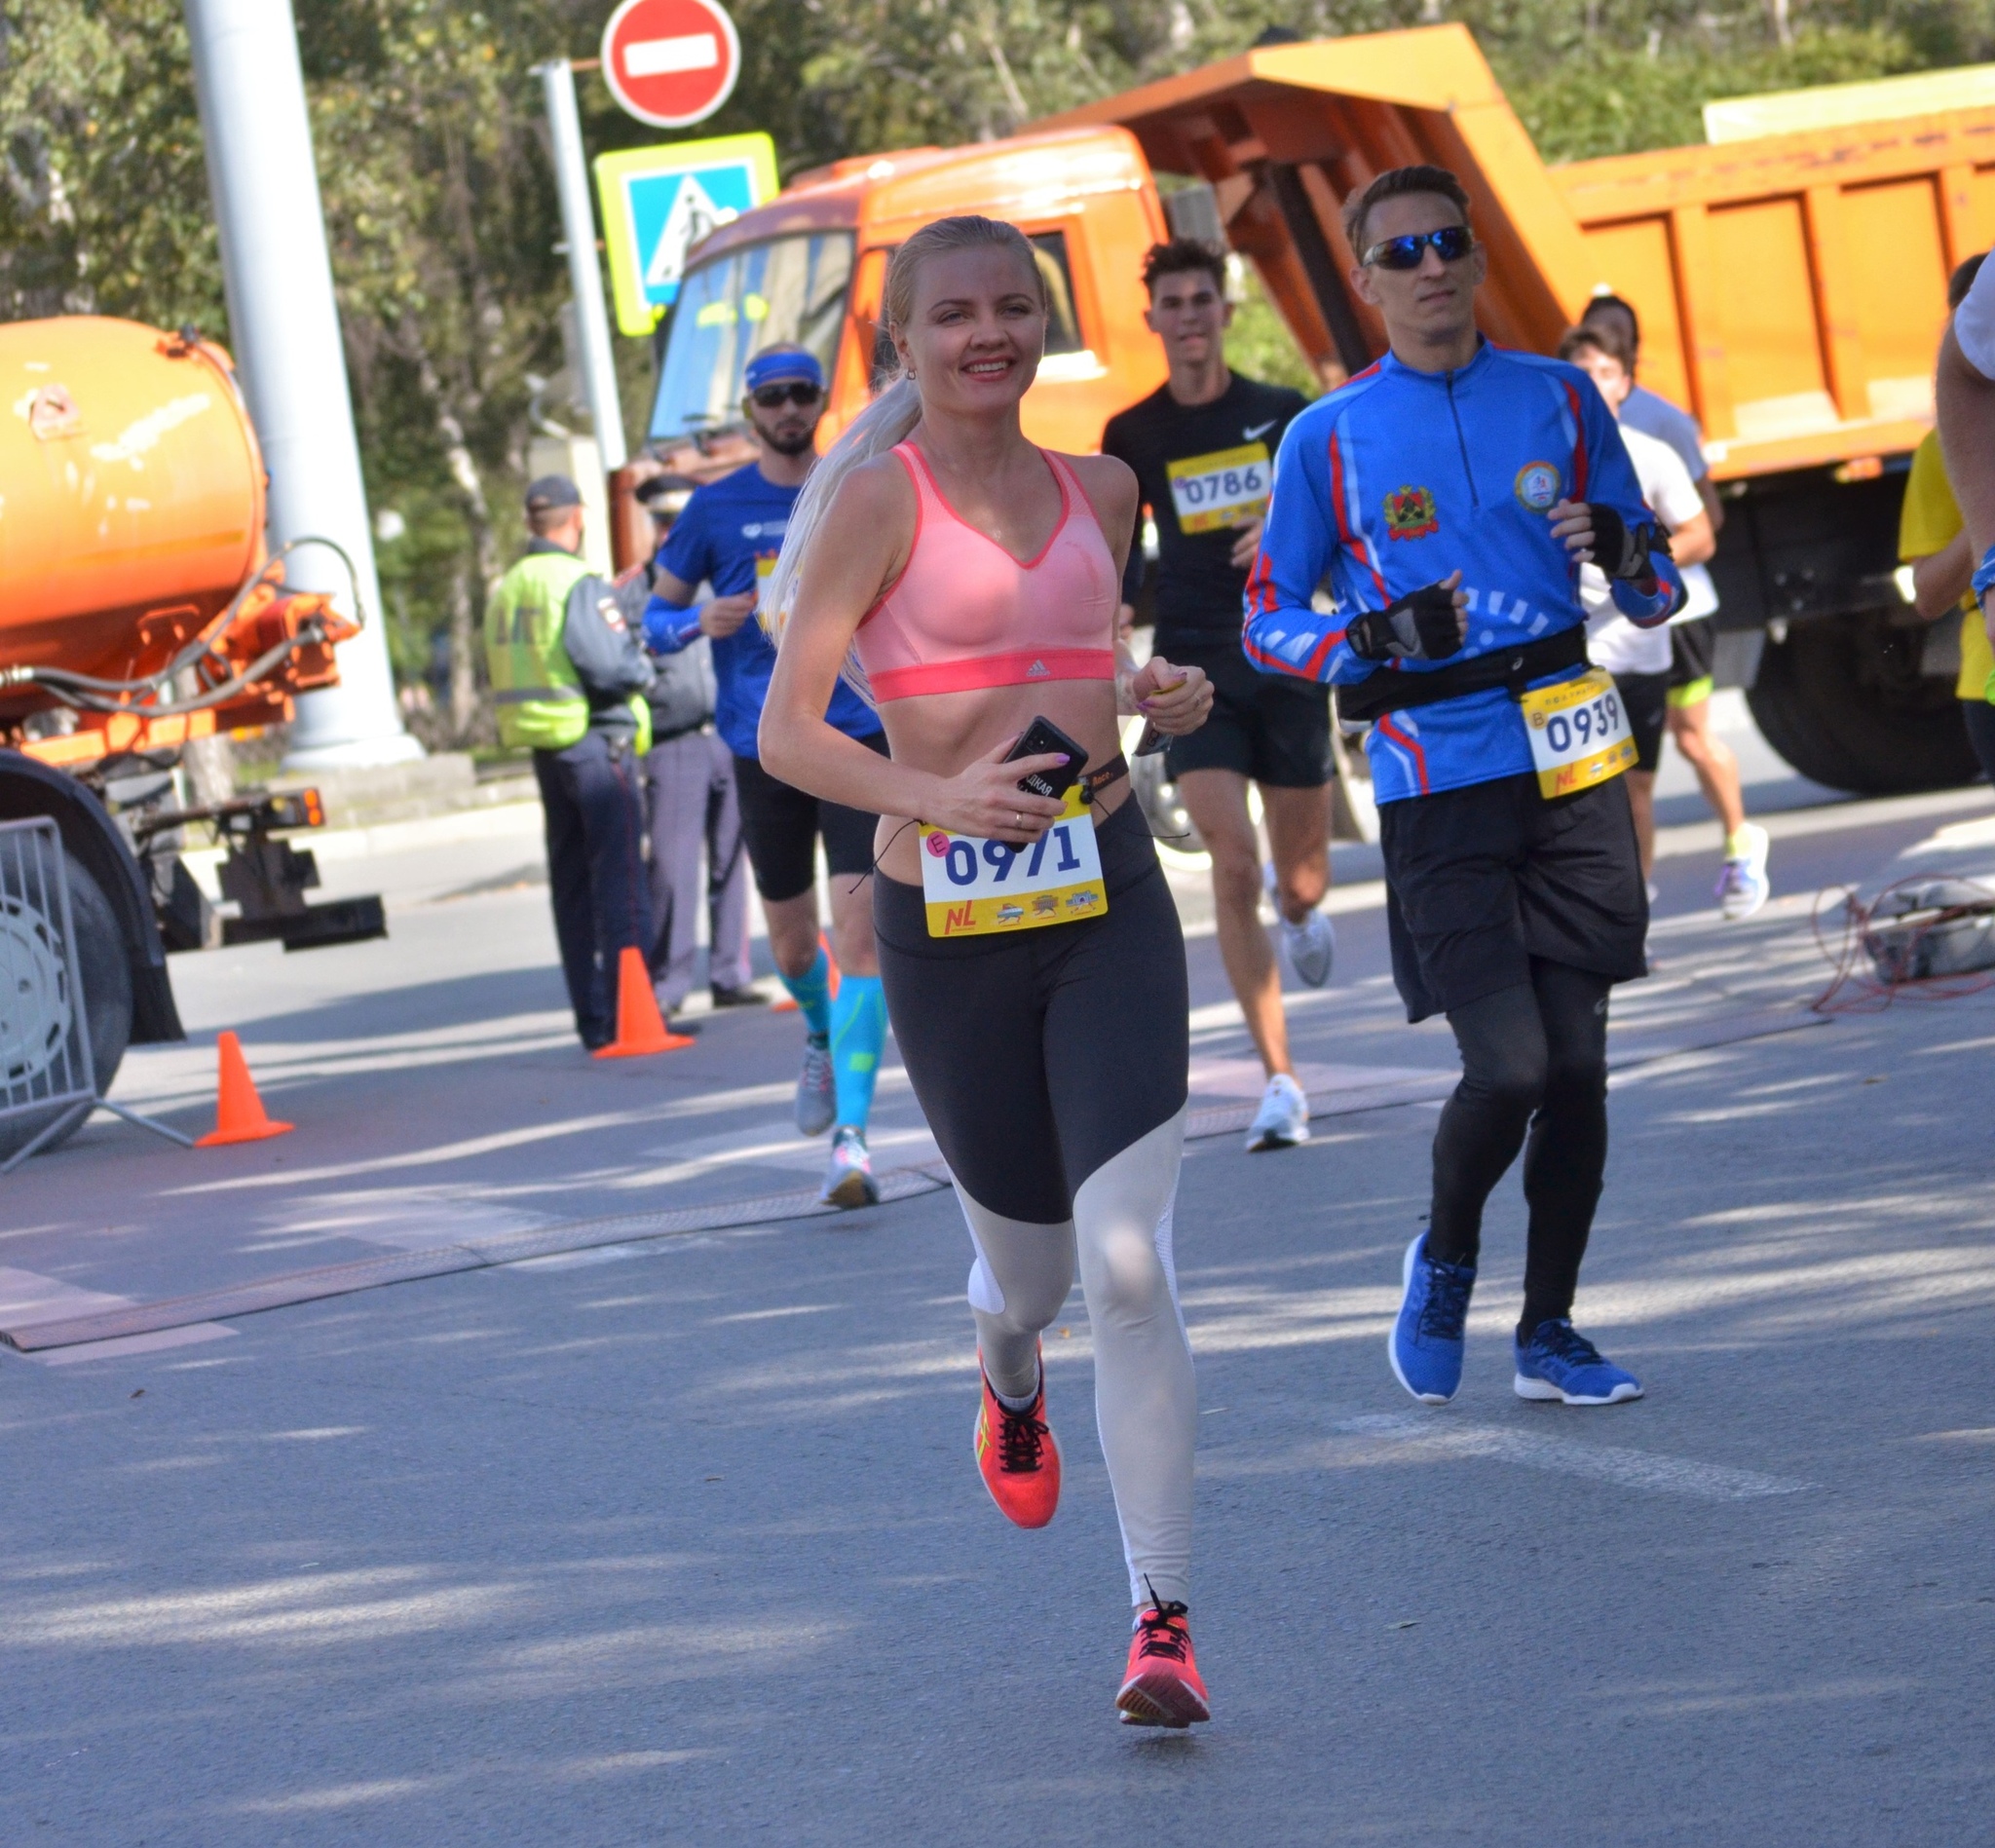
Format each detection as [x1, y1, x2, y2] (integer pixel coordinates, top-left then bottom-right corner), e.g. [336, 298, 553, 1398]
[1362, 225, 1475, 271]
[749, 381, 823, 409]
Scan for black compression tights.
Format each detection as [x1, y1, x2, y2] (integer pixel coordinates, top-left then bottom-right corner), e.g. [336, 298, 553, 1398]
[1425, 959, 1612, 1340]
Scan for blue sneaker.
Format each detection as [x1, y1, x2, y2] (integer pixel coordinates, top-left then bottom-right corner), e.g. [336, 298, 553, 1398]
[1389, 1232, 1476, 1405]
[1514, 1320, 1643, 1406]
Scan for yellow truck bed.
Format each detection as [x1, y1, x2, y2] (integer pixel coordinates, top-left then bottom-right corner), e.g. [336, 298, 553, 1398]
[1040, 23, 1994, 479]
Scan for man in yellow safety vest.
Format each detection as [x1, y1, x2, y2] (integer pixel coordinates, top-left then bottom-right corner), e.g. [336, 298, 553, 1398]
[484, 474, 656, 1047]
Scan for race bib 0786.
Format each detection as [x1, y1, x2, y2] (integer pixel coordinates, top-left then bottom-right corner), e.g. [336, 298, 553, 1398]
[1520, 667, 1636, 799]
[920, 789, 1108, 937]
[1166, 443, 1271, 534]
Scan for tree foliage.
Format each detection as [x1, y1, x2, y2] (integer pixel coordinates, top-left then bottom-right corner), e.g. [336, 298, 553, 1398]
[6, 0, 1994, 733]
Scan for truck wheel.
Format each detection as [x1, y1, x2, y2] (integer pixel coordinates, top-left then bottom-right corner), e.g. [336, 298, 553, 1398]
[1745, 609, 1979, 796]
[0, 850, 132, 1164]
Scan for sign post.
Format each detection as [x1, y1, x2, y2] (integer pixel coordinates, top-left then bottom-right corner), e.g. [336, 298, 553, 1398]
[601, 0, 742, 130]
[596, 132, 777, 337]
[538, 59, 628, 473]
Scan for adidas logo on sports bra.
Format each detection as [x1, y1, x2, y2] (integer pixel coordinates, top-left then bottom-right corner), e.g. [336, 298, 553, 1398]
[1028, 660, 1049, 676]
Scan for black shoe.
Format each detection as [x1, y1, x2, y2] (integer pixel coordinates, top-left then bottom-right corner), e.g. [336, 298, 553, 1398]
[709, 982, 766, 1008]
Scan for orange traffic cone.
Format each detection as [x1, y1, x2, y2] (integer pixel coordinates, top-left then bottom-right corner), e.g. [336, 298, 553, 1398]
[594, 946, 696, 1058]
[196, 1032, 294, 1147]
[771, 933, 841, 1012]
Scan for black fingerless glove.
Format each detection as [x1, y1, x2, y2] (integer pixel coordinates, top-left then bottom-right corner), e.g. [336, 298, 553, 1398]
[1348, 581, 1463, 662]
[1587, 505, 1667, 585]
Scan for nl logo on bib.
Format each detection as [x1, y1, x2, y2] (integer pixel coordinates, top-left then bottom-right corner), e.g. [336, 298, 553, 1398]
[1514, 462, 1561, 510]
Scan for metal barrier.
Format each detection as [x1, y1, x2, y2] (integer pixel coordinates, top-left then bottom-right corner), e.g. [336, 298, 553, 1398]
[0, 817, 189, 1172]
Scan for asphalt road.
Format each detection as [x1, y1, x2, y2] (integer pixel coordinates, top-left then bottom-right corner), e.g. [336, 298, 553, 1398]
[4, 730, 1993, 1844]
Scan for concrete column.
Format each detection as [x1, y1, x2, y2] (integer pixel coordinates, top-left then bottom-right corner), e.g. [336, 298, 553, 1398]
[184, 0, 421, 768]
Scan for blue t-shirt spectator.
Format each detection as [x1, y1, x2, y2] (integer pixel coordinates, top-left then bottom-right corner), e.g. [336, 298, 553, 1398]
[646, 462, 882, 760]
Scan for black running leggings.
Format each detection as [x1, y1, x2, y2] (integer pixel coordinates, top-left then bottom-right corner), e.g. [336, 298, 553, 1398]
[1424, 959, 1611, 1339]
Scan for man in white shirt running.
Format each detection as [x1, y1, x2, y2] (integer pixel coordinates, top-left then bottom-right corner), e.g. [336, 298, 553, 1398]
[1938, 245, 1995, 641]
[1559, 324, 1716, 880]
[1581, 295, 1770, 919]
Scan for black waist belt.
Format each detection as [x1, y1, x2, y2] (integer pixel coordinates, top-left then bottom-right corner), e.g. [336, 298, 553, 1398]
[1080, 752, 1129, 805]
[1335, 623, 1588, 727]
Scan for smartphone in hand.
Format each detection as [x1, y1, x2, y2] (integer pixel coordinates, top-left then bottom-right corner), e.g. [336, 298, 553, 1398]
[1004, 715, 1089, 801]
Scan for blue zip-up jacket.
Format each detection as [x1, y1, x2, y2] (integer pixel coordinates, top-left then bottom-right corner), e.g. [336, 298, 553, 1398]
[1242, 341, 1681, 805]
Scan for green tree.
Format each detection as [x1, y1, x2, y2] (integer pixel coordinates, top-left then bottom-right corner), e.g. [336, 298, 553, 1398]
[10, 0, 1995, 736]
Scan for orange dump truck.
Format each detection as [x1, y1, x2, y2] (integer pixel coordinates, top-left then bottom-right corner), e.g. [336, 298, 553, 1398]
[2, 317, 383, 1153]
[644, 24, 1992, 795]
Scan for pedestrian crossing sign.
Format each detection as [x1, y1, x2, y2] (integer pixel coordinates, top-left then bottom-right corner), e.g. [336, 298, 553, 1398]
[595, 132, 779, 336]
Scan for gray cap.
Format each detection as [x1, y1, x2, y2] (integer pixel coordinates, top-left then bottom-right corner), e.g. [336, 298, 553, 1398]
[525, 473, 582, 513]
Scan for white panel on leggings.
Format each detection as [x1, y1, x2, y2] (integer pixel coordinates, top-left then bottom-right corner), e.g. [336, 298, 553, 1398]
[1152, 1180, 1189, 1347]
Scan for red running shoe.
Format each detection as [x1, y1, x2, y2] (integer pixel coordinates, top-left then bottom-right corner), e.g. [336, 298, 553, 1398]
[1116, 1594, 1211, 1728]
[973, 1350, 1060, 1528]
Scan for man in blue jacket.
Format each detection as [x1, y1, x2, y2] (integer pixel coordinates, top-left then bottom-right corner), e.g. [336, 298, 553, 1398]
[643, 346, 887, 1209]
[1245, 165, 1682, 1411]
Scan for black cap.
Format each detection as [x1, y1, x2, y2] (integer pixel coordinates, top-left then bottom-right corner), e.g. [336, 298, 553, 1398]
[525, 473, 582, 513]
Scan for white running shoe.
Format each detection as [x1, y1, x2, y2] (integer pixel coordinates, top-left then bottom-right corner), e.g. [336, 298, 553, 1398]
[820, 1125, 878, 1208]
[1716, 823, 1771, 921]
[1279, 909, 1336, 987]
[1246, 1073, 1310, 1151]
[796, 1035, 835, 1137]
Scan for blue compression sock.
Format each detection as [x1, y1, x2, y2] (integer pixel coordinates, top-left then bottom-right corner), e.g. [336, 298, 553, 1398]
[830, 974, 885, 1131]
[779, 943, 834, 1039]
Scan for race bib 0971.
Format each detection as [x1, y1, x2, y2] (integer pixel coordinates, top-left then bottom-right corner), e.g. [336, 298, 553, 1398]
[919, 789, 1108, 937]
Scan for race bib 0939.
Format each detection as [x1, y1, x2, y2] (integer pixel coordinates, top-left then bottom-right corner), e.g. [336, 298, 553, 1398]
[1520, 667, 1636, 799]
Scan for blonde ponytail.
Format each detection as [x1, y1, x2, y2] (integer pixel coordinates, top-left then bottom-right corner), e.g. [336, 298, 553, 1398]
[762, 374, 922, 705]
[765, 214, 1046, 703]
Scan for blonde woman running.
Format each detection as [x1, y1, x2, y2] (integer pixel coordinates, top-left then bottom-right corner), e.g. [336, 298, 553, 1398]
[761, 214, 1217, 1727]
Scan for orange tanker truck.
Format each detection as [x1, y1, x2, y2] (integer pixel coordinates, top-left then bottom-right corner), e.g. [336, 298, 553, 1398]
[2, 316, 383, 1158]
[638, 24, 1995, 797]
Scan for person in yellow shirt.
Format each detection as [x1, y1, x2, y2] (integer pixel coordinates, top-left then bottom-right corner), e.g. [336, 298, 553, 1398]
[1901, 255, 1995, 783]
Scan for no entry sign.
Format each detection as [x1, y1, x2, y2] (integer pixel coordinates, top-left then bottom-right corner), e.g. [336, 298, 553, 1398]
[600, 0, 741, 131]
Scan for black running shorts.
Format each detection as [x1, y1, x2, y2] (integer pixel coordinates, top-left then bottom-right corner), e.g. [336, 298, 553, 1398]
[874, 799, 1187, 1225]
[1668, 616, 1716, 703]
[1377, 771, 1647, 1023]
[733, 730, 886, 903]
[1161, 640, 1333, 788]
[1613, 669, 1670, 773]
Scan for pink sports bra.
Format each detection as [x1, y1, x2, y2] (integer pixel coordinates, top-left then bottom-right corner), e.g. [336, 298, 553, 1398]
[852, 441, 1118, 702]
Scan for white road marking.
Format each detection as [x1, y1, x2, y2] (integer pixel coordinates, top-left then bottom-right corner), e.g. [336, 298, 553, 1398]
[1189, 1056, 1442, 1100]
[0, 1264, 234, 1366]
[1331, 1412, 1811, 1501]
[269, 1190, 553, 1254]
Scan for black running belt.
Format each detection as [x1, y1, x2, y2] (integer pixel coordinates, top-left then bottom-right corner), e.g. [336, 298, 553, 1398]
[1080, 752, 1130, 804]
[1335, 622, 1588, 727]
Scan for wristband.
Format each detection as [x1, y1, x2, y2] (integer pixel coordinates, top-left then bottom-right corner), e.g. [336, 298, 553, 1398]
[1973, 544, 1995, 604]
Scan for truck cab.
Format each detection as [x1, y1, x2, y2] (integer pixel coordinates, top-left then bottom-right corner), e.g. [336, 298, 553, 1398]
[642, 127, 1170, 491]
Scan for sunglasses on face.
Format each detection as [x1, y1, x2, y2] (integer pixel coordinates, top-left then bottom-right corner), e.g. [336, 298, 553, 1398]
[1362, 225, 1475, 271]
[749, 382, 823, 409]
